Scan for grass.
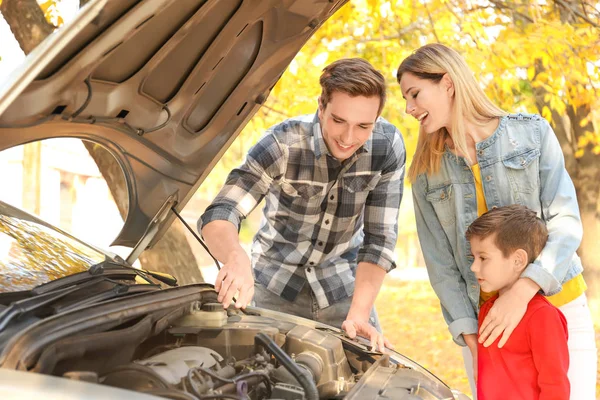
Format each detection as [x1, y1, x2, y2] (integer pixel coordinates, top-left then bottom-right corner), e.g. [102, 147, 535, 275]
[375, 279, 600, 399]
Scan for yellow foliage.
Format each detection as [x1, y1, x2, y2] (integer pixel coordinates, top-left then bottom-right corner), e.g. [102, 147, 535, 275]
[542, 106, 552, 121]
[40, 0, 64, 27]
[201, 0, 600, 193]
[579, 135, 591, 148]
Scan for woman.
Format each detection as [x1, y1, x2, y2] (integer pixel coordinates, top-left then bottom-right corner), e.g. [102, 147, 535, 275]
[396, 43, 596, 399]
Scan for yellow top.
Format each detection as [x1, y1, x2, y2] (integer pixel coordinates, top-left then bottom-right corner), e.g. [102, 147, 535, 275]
[471, 164, 488, 217]
[471, 164, 586, 307]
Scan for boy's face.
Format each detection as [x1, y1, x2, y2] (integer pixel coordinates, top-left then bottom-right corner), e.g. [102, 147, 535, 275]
[469, 234, 526, 294]
[318, 91, 380, 161]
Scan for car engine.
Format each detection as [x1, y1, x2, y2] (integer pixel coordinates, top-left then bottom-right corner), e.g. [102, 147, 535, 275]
[35, 301, 455, 400]
[0, 283, 464, 400]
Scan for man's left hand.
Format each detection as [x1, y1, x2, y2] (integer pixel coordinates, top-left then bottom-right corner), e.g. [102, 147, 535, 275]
[342, 319, 394, 353]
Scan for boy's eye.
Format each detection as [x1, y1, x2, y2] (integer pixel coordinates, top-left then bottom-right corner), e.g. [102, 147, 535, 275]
[333, 118, 343, 124]
[359, 125, 369, 130]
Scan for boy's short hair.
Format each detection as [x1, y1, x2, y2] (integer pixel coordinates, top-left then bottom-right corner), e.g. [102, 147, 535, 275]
[466, 205, 548, 264]
[319, 58, 386, 115]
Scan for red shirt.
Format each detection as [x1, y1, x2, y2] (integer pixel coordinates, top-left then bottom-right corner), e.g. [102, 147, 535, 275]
[477, 294, 569, 400]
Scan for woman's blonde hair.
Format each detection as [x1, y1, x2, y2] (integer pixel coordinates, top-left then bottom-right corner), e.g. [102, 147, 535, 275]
[396, 44, 506, 182]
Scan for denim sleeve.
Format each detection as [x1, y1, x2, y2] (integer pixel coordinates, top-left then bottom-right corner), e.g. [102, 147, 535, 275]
[198, 131, 284, 232]
[413, 175, 477, 346]
[521, 119, 583, 295]
[358, 129, 405, 271]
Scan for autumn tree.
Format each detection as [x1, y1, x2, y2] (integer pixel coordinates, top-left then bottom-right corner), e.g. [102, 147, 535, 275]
[0, 0, 204, 284]
[205, 1, 600, 294]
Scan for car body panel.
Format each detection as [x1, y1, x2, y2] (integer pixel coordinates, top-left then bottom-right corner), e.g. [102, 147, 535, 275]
[0, 368, 162, 400]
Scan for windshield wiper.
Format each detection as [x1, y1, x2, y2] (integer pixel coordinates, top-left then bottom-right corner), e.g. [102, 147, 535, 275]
[31, 259, 176, 296]
[52, 281, 161, 313]
[0, 276, 162, 333]
[0, 278, 101, 333]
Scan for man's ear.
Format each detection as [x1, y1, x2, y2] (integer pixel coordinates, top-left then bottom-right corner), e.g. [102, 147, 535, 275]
[317, 96, 326, 119]
[442, 73, 454, 97]
[512, 249, 529, 273]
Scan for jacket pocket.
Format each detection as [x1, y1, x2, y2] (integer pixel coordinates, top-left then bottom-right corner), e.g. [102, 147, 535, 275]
[502, 148, 540, 194]
[426, 184, 455, 227]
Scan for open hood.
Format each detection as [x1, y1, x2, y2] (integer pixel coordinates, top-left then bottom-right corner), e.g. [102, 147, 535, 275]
[0, 0, 347, 254]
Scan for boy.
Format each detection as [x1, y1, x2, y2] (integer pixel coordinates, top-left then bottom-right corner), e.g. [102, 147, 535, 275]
[466, 205, 569, 400]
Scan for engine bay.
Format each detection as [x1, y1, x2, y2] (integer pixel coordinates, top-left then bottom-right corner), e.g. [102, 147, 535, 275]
[0, 287, 460, 400]
[95, 302, 360, 399]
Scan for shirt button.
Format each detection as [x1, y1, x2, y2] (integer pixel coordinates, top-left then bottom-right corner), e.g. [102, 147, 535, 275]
[307, 267, 312, 273]
[329, 195, 335, 200]
[478, 150, 484, 155]
[492, 206, 498, 209]
[472, 285, 477, 289]
[325, 219, 330, 225]
[309, 261, 315, 265]
[318, 241, 323, 246]
[485, 176, 491, 181]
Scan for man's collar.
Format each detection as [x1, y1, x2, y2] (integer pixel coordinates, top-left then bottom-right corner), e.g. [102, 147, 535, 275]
[312, 112, 328, 160]
[312, 111, 374, 160]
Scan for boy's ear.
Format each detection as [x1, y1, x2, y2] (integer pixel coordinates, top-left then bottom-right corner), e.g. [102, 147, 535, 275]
[512, 249, 529, 272]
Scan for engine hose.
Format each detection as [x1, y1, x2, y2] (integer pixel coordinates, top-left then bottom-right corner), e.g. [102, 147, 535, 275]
[217, 373, 269, 396]
[254, 332, 319, 400]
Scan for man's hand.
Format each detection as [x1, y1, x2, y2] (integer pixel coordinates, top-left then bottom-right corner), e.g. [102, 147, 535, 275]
[214, 249, 254, 309]
[342, 319, 394, 353]
[478, 278, 539, 347]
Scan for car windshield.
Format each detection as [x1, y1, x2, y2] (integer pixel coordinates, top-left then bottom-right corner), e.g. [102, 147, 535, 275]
[0, 202, 106, 292]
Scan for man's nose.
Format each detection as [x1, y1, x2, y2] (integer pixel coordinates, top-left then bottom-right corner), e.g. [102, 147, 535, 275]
[340, 127, 353, 143]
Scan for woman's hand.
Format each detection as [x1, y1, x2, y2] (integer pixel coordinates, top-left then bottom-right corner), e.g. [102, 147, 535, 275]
[478, 278, 539, 347]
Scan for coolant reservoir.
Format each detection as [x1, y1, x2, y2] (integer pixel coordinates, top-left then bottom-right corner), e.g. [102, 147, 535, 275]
[174, 302, 228, 328]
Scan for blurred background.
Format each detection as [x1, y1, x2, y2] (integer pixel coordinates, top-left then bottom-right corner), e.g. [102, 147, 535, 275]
[1, 0, 599, 397]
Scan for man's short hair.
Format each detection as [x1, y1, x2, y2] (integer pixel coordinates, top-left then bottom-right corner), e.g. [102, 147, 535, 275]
[319, 58, 386, 115]
[466, 205, 548, 264]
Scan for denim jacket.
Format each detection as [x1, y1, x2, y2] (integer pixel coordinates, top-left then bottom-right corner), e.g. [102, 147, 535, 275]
[413, 113, 583, 346]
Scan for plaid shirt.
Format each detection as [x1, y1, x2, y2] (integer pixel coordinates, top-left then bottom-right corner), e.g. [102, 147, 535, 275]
[199, 112, 405, 308]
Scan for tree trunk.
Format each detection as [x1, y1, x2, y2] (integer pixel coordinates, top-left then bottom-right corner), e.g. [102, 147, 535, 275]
[21, 141, 42, 214]
[0, 0, 55, 54]
[531, 60, 577, 174]
[2, 0, 204, 284]
[566, 104, 600, 296]
[531, 47, 600, 300]
[1, 0, 53, 218]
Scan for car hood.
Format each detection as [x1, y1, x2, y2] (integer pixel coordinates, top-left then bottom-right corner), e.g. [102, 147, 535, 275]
[0, 0, 346, 251]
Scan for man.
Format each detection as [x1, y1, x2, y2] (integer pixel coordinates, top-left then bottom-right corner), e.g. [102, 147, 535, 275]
[198, 58, 406, 350]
